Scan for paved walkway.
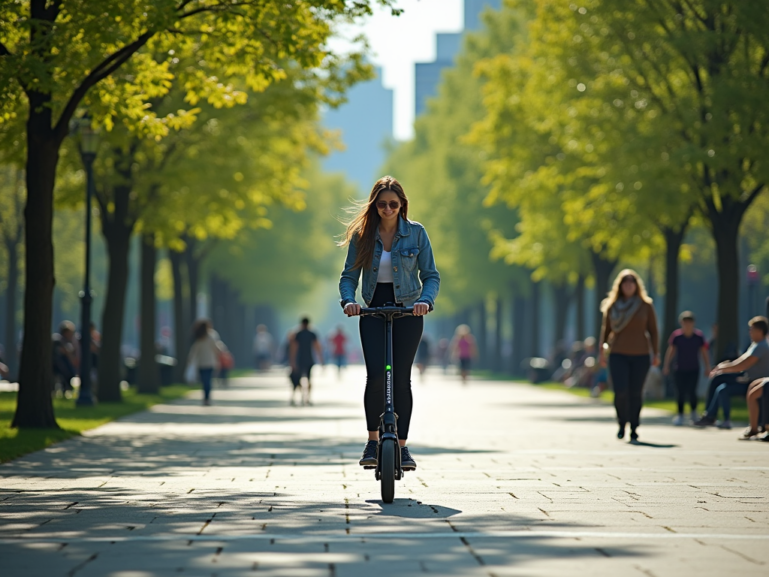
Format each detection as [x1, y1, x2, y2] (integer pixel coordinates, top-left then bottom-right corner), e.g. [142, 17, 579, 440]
[2, 366, 768, 576]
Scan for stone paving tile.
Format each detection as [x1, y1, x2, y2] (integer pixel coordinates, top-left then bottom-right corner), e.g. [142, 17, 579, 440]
[2, 366, 768, 576]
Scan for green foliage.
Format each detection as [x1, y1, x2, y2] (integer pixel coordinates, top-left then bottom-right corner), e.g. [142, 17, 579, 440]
[472, 0, 684, 285]
[0, 0, 396, 142]
[0, 385, 191, 463]
[206, 163, 357, 305]
[382, 7, 528, 313]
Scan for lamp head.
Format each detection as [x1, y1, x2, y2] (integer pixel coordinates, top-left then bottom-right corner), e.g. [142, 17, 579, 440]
[71, 115, 100, 160]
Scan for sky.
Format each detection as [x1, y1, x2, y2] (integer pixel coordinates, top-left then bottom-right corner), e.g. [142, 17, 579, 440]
[333, 0, 464, 141]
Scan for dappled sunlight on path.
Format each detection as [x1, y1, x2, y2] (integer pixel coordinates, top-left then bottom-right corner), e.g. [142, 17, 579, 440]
[2, 366, 768, 576]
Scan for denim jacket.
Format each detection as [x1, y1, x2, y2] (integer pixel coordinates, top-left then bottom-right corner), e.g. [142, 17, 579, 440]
[339, 217, 440, 307]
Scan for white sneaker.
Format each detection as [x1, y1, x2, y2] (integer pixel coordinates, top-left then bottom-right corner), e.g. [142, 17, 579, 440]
[672, 414, 685, 426]
[716, 420, 732, 430]
[690, 410, 698, 423]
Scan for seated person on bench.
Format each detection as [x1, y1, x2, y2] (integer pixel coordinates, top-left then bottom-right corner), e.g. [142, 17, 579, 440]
[740, 378, 769, 441]
[695, 316, 769, 429]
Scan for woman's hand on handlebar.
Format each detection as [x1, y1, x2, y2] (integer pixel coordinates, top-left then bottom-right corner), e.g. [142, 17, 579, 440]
[344, 302, 361, 317]
[413, 302, 430, 316]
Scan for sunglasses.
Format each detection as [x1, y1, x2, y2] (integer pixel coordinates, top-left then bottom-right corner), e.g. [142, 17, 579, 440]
[376, 200, 401, 210]
[621, 276, 637, 284]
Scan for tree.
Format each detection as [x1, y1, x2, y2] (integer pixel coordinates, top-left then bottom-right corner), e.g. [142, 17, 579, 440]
[0, 165, 24, 379]
[382, 4, 526, 371]
[472, 0, 716, 347]
[1, 0, 394, 425]
[206, 164, 358, 308]
[536, 0, 769, 359]
[137, 231, 160, 393]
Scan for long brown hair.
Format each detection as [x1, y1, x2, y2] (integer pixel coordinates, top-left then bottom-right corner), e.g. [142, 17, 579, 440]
[192, 319, 212, 341]
[600, 268, 653, 314]
[339, 176, 409, 270]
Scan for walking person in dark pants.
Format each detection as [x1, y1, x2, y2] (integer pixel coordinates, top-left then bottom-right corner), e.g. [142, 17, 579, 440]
[186, 319, 220, 406]
[663, 311, 711, 425]
[598, 269, 660, 443]
[289, 318, 323, 406]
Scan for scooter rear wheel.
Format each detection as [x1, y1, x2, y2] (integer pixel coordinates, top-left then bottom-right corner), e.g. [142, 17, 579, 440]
[379, 439, 396, 503]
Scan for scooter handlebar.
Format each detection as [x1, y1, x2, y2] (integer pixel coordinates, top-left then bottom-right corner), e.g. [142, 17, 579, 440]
[359, 306, 416, 316]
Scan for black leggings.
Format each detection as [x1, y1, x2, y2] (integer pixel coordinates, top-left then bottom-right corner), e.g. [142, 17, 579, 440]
[609, 353, 650, 431]
[674, 370, 699, 414]
[360, 283, 423, 440]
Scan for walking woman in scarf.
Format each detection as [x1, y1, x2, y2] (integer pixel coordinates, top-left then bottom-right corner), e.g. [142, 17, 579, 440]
[598, 269, 659, 443]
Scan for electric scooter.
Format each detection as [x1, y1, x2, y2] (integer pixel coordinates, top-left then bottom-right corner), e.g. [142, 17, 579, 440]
[358, 305, 415, 503]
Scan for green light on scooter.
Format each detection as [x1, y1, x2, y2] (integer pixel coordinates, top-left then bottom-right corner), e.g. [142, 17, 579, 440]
[386, 365, 391, 370]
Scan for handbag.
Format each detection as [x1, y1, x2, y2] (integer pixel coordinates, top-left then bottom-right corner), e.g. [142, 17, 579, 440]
[184, 362, 197, 384]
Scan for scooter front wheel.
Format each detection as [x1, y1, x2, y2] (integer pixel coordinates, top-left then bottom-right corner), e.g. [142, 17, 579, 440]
[379, 439, 396, 503]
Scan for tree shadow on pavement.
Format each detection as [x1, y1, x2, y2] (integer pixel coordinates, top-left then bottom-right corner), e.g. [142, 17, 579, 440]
[364, 498, 461, 518]
[0, 488, 651, 577]
[0, 375, 662, 575]
[629, 440, 678, 448]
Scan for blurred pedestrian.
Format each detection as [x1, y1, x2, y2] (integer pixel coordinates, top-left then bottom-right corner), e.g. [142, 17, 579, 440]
[416, 334, 432, 378]
[329, 325, 348, 378]
[662, 311, 710, 425]
[437, 338, 450, 373]
[599, 269, 659, 443]
[186, 319, 220, 406]
[253, 324, 274, 371]
[216, 340, 234, 387]
[53, 321, 79, 396]
[451, 325, 478, 384]
[0, 345, 8, 380]
[289, 317, 323, 406]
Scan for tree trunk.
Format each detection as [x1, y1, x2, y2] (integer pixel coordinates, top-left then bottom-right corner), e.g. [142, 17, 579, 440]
[97, 184, 135, 402]
[712, 217, 742, 361]
[661, 225, 687, 363]
[511, 293, 526, 375]
[575, 274, 586, 341]
[590, 250, 617, 343]
[138, 233, 159, 394]
[477, 299, 487, 369]
[530, 280, 541, 357]
[4, 238, 19, 380]
[169, 249, 188, 382]
[552, 282, 571, 348]
[13, 104, 59, 428]
[493, 296, 503, 372]
[184, 236, 200, 324]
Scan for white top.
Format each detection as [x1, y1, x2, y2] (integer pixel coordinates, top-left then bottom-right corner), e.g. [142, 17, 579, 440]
[188, 332, 221, 369]
[253, 332, 273, 355]
[377, 250, 394, 283]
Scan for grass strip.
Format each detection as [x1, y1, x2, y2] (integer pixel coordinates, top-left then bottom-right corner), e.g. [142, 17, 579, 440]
[0, 385, 191, 463]
[536, 381, 749, 422]
[473, 370, 750, 422]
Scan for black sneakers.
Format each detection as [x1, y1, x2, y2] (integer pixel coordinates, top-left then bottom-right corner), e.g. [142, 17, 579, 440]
[359, 441, 378, 467]
[359, 441, 417, 470]
[693, 415, 716, 427]
[401, 446, 417, 470]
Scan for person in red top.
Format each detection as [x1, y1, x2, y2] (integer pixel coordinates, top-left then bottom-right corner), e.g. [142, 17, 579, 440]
[330, 326, 348, 377]
[663, 311, 711, 426]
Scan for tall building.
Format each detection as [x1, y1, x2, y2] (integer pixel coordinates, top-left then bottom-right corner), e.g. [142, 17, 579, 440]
[414, 0, 501, 117]
[322, 67, 393, 192]
[414, 33, 462, 117]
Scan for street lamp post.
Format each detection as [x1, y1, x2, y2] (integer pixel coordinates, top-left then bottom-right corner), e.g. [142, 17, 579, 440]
[747, 264, 759, 321]
[73, 117, 99, 406]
